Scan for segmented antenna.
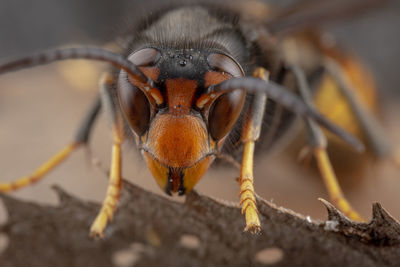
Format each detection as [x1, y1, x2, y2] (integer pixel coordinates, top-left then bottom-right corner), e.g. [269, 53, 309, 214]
[0, 47, 150, 84]
[212, 77, 365, 152]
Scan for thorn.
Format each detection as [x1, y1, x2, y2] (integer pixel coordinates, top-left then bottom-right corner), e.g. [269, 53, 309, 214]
[371, 202, 400, 226]
[318, 198, 347, 222]
[51, 184, 76, 205]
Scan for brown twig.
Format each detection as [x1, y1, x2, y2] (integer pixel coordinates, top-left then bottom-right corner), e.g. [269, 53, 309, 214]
[0, 181, 399, 267]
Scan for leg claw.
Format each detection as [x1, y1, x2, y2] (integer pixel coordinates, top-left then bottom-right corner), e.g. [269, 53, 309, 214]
[244, 223, 262, 234]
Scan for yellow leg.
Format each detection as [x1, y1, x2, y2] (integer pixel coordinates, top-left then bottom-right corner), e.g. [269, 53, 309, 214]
[0, 143, 79, 192]
[289, 63, 364, 221]
[238, 67, 269, 233]
[239, 141, 261, 233]
[90, 129, 122, 238]
[314, 148, 364, 221]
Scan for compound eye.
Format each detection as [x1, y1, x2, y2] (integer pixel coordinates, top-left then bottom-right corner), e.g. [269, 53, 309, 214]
[128, 47, 161, 66]
[207, 53, 244, 77]
[207, 53, 245, 140]
[208, 89, 245, 141]
[118, 71, 150, 136]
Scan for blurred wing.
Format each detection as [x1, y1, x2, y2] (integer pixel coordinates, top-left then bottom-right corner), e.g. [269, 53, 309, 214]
[265, 0, 388, 35]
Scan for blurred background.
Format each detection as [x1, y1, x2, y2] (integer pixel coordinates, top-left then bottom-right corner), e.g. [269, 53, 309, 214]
[0, 0, 399, 230]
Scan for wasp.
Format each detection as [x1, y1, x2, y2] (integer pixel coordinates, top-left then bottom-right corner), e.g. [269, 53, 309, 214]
[0, 0, 395, 237]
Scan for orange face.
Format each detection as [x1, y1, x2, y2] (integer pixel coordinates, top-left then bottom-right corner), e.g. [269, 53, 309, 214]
[142, 114, 215, 194]
[140, 76, 217, 195]
[117, 48, 245, 195]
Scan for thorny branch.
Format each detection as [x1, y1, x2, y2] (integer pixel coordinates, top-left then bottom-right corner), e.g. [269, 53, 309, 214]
[0, 180, 399, 267]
